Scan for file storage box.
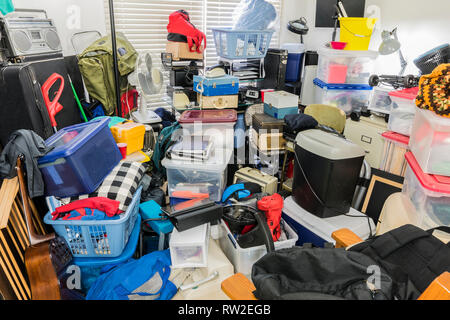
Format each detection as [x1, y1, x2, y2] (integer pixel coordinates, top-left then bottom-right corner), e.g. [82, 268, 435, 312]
[170, 223, 210, 268]
[263, 91, 299, 119]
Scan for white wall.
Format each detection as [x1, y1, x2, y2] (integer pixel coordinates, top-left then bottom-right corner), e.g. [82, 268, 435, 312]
[12, 0, 107, 56]
[280, 0, 450, 75]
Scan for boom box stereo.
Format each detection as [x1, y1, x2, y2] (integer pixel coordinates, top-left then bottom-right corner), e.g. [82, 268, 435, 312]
[0, 9, 62, 62]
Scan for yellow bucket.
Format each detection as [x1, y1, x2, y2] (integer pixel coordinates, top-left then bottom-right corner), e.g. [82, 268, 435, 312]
[339, 17, 377, 51]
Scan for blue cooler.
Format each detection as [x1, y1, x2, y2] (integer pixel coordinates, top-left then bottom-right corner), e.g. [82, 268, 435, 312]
[282, 196, 375, 247]
[38, 117, 122, 198]
[193, 75, 239, 96]
[282, 43, 305, 83]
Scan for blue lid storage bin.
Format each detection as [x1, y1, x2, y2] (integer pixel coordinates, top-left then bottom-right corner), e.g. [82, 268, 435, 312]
[193, 75, 240, 96]
[38, 117, 122, 198]
[212, 28, 274, 60]
[313, 78, 373, 115]
[44, 186, 142, 258]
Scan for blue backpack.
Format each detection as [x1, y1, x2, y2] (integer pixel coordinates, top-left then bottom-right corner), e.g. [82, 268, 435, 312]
[86, 250, 177, 300]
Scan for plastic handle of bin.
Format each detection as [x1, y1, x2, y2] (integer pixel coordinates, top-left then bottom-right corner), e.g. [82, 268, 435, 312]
[179, 271, 219, 291]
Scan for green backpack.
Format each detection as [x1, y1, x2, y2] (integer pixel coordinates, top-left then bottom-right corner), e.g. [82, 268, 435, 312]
[78, 33, 138, 115]
[152, 122, 181, 175]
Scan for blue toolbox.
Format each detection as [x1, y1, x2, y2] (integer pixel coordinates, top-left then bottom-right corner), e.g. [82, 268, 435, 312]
[193, 75, 240, 96]
[263, 90, 299, 119]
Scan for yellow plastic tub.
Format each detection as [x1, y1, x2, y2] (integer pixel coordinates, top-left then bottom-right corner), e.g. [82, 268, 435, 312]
[111, 121, 145, 155]
[339, 17, 377, 51]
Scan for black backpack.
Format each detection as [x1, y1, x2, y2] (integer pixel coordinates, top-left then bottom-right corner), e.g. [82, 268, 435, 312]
[251, 247, 404, 300]
[349, 224, 450, 298]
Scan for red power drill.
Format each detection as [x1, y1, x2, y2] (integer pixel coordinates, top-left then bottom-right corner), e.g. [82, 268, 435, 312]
[257, 193, 284, 242]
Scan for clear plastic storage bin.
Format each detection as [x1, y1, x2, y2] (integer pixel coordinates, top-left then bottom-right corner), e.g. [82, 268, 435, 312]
[313, 78, 372, 115]
[218, 219, 298, 277]
[317, 47, 378, 84]
[409, 108, 450, 176]
[170, 223, 210, 269]
[402, 152, 450, 229]
[387, 87, 419, 136]
[162, 148, 233, 202]
[368, 86, 394, 114]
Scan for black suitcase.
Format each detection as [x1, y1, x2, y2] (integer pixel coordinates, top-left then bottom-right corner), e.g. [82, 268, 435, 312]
[262, 48, 288, 90]
[0, 57, 83, 147]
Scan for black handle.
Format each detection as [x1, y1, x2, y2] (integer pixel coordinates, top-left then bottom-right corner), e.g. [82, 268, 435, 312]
[254, 211, 275, 253]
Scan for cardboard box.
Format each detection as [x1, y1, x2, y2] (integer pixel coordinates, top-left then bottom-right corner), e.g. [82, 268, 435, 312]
[166, 41, 204, 61]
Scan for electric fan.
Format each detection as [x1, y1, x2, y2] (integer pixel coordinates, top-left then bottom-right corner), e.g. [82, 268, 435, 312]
[128, 52, 163, 124]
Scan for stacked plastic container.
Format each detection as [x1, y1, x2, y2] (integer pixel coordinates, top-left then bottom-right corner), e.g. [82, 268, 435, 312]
[314, 46, 378, 114]
[387, 87, 419, 137]
[401, 106, 450, 229]
[163, 109, 237, 203]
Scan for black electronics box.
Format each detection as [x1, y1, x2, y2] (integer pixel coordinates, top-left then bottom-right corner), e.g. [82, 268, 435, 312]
[170, 69, 199, 87]
[164, 199, 224, 232]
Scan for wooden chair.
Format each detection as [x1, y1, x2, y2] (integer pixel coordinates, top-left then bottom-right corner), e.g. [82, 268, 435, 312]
[304, 104, 347, 134]
[0, 177, 48, 300]
[221, 228, 450, 300]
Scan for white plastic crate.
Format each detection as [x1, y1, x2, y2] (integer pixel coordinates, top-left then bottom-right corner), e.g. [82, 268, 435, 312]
[218, 219, 298, 277]
[409, 108, 450, 176]
[317, 46, 378, 84]
[170, 223, 210, 269]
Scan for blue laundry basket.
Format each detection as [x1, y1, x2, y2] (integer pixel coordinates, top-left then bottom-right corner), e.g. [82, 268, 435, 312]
[44, 186, 142, 258]
[212, 28, 274, 60]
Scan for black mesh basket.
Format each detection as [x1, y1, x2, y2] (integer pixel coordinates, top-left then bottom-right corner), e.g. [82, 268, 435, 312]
[414, 44, 450, 75]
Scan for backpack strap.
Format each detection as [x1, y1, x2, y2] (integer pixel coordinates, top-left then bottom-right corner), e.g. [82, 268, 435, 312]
[426, 226, 450, 247]
[368, 224, 431, 258]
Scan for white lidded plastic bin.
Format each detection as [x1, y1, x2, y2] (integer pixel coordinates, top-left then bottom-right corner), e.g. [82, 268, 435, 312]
[218, 219, 298, 277]
[368, 86, 394, 114]
[162, 148, 233, 202]
[387, 87, 419, 136]
[402, 152, 450, 229]
[170, 223, 210, 268]
[179, 110, 237, 148]
[409, 108, 450, 176]
[317, 46, 378, 84]
[282, 196, 375, 247]
[313, 78, 372, 115]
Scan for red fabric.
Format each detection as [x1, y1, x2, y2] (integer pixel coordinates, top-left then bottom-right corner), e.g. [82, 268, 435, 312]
[167, 10, 206, 53]
[52, 197, 124, 221]
[120, 89, 139, 118]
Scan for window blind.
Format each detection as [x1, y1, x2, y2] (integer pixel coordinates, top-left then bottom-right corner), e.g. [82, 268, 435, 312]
[103, 0, 282, 107]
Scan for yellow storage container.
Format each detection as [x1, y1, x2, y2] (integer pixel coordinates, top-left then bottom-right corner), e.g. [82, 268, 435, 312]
[339, 17, 377, 51]
[111, 121, 145, 155]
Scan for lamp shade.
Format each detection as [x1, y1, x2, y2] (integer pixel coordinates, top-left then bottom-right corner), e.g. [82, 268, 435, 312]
[379, 30, 401, 55]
